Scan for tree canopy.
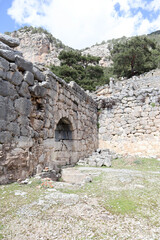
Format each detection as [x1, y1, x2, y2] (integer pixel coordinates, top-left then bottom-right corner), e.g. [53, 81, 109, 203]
[111, 36, 160, 78]
[50, 50, 109, 91]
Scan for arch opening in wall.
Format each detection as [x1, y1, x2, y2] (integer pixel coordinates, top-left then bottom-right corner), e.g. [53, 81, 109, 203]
[55, 117, 73, 141]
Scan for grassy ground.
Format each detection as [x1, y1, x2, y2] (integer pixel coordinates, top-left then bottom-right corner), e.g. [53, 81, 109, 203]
[111, 156, 160, 171]
[0, 158, 160, 239]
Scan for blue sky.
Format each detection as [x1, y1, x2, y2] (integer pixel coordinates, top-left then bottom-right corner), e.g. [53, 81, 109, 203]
[0, 0, 160, 49]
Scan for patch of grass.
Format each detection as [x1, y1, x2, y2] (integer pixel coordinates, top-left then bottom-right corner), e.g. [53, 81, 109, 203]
[0, 179, 44, 219]
[105, 196, 137, 214]
[0, 234, 4, 240]
[112, 157, 160, 171]
[0, 223, 4, 240]
[151, 102, 156, 107]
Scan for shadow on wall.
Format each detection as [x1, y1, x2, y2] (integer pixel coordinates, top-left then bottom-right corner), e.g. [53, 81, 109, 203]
[55, 118, 73, 141]
[54, 117, 75, 167]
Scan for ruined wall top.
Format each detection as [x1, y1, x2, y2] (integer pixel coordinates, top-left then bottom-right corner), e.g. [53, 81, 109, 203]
[0, 33, 96, 108]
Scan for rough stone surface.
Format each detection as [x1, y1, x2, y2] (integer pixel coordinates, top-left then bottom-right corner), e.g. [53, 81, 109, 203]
[96, 71, 160, 158]
[77, 149, 117, 167]
[0, 33, 20, 47]
[33, 66, 45, 82]
[15, 55, 33, 72]
[0, 36, 98, 184]
[1, 33, 160, 185]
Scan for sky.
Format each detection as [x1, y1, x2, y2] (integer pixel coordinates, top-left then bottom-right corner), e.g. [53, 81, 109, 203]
[0, 0, 160, 49]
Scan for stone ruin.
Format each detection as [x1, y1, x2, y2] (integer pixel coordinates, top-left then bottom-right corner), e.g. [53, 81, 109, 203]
[0, 34, 98, 184]
[1, 33, 160, 184]
[95, 73, 160, 157]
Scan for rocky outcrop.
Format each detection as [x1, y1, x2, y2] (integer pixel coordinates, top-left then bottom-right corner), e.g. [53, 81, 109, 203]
[8, 28, 112, 67]
[0, 34, 98, 184]
[82, 43, 112, 67]
[10, 29, 66, 66]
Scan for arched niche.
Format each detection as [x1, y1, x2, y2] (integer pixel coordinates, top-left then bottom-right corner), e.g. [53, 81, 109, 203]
[55, 117, 73, 142]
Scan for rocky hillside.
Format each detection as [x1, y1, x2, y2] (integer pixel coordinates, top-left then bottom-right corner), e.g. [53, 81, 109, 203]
[5, 27, 160, 69]
[9, 27, 72, 66]
[81, 43, 112, 67]
[6, 26, 113, 67]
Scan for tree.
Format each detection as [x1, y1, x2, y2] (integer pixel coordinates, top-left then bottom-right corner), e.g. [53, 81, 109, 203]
[111, 36, 158, 78]
[50, 50, 109, 91]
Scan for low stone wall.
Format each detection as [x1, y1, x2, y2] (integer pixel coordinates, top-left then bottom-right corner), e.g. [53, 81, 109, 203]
[0, 34, 98, 184]
[98, 86, 160, 158]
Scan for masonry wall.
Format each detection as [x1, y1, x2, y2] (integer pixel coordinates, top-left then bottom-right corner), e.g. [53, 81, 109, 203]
[98, 80, 160, 158]
[0, 34, 98, 184]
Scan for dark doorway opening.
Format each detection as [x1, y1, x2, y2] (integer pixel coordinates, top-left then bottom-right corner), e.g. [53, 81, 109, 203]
[55, 118, 72, 141]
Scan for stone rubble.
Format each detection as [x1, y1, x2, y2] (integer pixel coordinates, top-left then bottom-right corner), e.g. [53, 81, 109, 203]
[77, 149, 118, 167]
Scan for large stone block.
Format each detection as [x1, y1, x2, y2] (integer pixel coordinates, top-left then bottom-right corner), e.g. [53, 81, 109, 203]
[19, 82, 30, 98]
[24, 71, 34, 86]
[7, 71, 23, 85]
[0, 49, 19, 62]
[0, 41, 13, 50]
[32, 66, 45, 82]
[15, 98, 32, 116]
[29, 85, 46, 97]
[0, 56, 9, 71]
[0, 100, 7, 120]
[0, 120, 6, 131]
[17, 136, 34, 149]
[31, 119, 44, 131]
[0, 131, 12, 144]
[0, 34, 20, 47]
[7, 122, 20, 136]
[15, 55, 33, 72]
[0, 79, 17, 97]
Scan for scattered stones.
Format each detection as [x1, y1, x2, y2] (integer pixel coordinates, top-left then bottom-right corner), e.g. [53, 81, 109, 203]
[77, 149, 118, 167]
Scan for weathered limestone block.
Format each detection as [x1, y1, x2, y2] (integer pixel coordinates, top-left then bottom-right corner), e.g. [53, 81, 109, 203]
[0, 33, 20, 47]
[0, 49, 22, 62]
[0, 56, 9, 71]
[29, 85, 47, 97]
[31, 119, 44, 131]
[33, 66, 45, 82]
[19, 82, 30, 98]
[7, 122, 20, 136]
[15, 98, 32, 116]
[17, 136, 34, 149]
[9, 63, 17, 71]
[24, 71, 34, 86]
[15, 55, 33, 72]
[43, 138, 55, 148]
[7, 71, 23, 85]
[0, 79, 17, 97]
[0, 41, 14, 51]
[0, 131, 12, 143]
[0, 70, 6, 79]
[0, 120, 6, 131]
[0, 98, 7, 120]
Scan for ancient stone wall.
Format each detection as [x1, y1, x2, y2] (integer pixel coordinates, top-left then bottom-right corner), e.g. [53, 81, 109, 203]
[98, 77, 160, 158]
[0, 34, 98, 184]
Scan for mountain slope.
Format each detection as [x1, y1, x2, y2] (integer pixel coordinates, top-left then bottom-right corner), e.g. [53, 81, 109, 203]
[9, 26, 72, 66]
[5, 27, 160, 69]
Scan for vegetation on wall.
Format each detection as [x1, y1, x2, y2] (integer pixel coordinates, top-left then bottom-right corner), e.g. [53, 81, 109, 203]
[50, 50, 109, 91]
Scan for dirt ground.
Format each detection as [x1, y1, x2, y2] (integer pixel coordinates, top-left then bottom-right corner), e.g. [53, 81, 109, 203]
[0, 157, 160, 240]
